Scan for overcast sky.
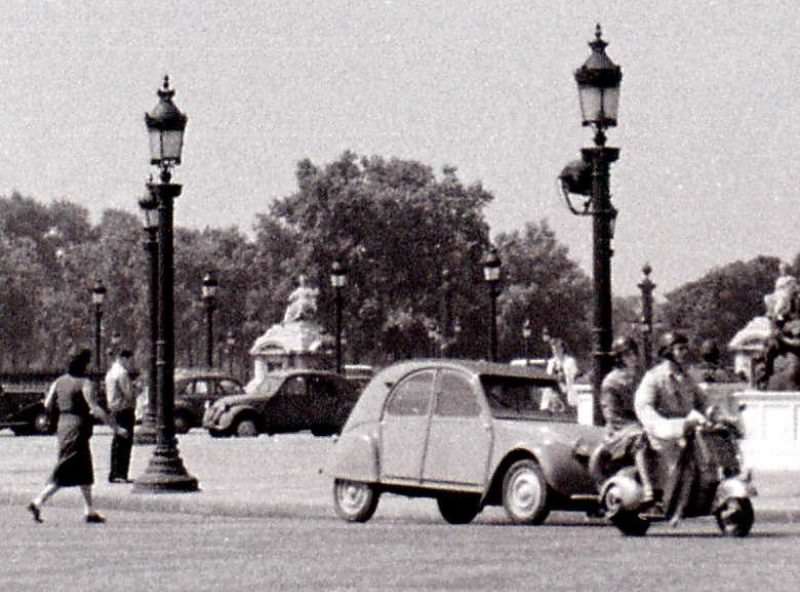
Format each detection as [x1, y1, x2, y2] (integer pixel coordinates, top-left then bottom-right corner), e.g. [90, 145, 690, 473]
[2, 0, 798, 296]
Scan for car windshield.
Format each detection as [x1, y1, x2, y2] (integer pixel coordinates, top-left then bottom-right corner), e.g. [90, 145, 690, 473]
[251, 375, 286, 397]
[480, 376, 574, 421]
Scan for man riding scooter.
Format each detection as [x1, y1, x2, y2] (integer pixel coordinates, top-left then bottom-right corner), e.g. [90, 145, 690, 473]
[599, 336, 655, 503]
[634, 331, 708, 523]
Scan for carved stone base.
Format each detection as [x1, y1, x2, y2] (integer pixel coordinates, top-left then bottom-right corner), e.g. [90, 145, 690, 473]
[132, 442, 199, 493]
[133, 416, 157, 446]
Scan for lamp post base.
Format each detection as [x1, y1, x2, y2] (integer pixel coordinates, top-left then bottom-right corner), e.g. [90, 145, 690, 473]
[132, 442, 199, 493]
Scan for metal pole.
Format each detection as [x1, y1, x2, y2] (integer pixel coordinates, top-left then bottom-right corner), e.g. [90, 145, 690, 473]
[205, 300, 214, 367]
[134, 175, 198, 492]
[135, 225, 159, 445]
[583, 135, 619, 427]
[638, 263, 656, 369]
[489, 289, 498, 362]
[94, 304, 103, 374]
[335, 288, 343, 374]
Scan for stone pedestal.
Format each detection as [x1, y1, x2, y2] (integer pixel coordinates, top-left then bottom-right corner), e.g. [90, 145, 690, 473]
[247, 320, 333, 392]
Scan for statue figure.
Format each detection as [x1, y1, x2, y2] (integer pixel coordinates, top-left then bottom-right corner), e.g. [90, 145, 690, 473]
[764, 262, 798, 325]
[282, 275, 319, 324]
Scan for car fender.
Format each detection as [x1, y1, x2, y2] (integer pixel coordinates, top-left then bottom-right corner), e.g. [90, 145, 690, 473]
[712, 477, 757, 513]
[325, 422, 380, 482]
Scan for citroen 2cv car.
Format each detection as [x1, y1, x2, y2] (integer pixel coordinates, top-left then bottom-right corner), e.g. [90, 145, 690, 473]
[327, 360, 605, 524]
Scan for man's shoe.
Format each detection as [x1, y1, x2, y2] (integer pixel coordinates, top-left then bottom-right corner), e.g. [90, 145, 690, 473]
[109, 477, 132, 484]
[85, 512, 106, 524]
[27, 502, 43, 523]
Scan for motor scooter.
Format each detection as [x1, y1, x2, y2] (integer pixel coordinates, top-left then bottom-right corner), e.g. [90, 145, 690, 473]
[590, 406, 757, 537]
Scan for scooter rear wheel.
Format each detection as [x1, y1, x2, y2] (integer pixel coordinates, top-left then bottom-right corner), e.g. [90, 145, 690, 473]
[715, 498, 754, 537]
[610, 510, 650, 537]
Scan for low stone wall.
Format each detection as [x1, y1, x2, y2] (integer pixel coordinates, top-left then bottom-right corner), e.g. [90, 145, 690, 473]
[733, 389, 800, 471]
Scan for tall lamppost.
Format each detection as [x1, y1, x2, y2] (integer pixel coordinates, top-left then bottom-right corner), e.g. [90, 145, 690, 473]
[201, 272, 218, 368]
[638, 263, 656, 369]
[134, 76, 198, 493]
[91, 279, 106, 374]
[560, 24, 622, 426]
[135, 190, 160, 445]
[522, 319, 532, 361]
[482, 246, 502, 362]
[330, 260, 347, 374]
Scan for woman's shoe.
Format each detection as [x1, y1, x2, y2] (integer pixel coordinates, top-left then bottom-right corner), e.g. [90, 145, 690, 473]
[85, 512, 106, 524]
[27, 502, 43, 523]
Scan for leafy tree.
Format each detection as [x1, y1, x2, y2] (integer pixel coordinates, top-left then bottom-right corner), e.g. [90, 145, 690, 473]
[661, 256, 780, 358]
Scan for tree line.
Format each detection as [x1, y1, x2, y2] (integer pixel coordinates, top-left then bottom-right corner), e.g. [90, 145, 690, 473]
[0, 151, 788, 376]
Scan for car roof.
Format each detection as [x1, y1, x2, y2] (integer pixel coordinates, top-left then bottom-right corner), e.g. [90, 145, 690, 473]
[174, 367, 241, 381]
[348, 359, 558, 423]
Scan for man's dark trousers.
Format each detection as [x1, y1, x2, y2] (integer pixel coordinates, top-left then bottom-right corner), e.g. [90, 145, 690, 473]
[109, 408, 135, 481]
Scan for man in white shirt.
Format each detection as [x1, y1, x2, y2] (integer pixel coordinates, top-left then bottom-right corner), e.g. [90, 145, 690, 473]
[105, 349, 135, 483]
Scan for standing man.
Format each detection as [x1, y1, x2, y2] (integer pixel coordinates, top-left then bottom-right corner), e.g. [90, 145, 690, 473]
[105, 349, 135, 483]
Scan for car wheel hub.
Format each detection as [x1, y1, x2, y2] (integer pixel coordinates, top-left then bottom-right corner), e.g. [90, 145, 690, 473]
[509, 471, 541, 515]
[339, 482, 368, 512]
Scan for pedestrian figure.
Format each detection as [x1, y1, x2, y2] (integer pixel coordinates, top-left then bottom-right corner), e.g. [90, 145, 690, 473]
[543, 338, 579, 408]
[106, 348, 136, 483]
[27, 349, 127, 524]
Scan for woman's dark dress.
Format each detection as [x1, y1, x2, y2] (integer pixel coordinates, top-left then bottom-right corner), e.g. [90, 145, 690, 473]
[49, 375, 94, 487]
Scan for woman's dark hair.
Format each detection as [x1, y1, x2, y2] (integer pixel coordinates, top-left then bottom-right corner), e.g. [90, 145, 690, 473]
[67, 349, 93, 377]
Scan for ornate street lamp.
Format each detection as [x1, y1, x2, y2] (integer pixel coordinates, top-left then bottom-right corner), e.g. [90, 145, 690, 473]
[559, 24, 622, 426]
[134, 76, 198, 493]
[91, 279, 107, 374]
[482, 246, 502, 362]
[638, 263, 656, 369]
[330, 260, 347, 374]
[134, 190, 160, 446]
[201, 272, 218, 367]
[522, 318, 533, 361]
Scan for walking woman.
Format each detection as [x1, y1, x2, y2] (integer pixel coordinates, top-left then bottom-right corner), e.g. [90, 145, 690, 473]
[27, 349, 127, 524]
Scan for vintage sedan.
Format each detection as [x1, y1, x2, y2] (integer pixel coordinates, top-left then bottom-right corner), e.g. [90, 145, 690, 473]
[327, 360, 605, 524]
[203, 369, 359, 437]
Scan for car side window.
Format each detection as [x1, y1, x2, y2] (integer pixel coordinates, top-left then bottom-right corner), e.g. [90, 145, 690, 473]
[434, 371, 481, 417]
[218, 379, 239, 395]
[385, 371, 434, 417]
[284, 376, 307, 397]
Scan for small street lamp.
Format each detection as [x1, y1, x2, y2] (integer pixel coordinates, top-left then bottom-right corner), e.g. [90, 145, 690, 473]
[134, 189, 160, 445]
[559, 24, 623, 426]
[91, 279, 107, 374]
[201, 272, 219, 367]
[638, 263, 656, 369]
[330, 260, 347, 374]
[482, 246, 502, 362]
[134, 75, 198, 493]
[522, 319, 533, 361]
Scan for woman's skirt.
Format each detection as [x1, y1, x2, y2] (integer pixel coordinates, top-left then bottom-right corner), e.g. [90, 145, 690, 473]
[50, 413, 94, 487]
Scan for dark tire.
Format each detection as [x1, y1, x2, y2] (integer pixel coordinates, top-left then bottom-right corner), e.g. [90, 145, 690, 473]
[311, 426, 336, 437]
[715, 498, 754, 537]
[333, 479, 380, 522]
[437, 494, 481, 525]
[208, 428, 229, 439]
[235, 418, 258, 438]
[610, 510, 651, 536]
[502, 459, 551, 524]
[32, 411, 54, 435]
[174, 413, 191, 435]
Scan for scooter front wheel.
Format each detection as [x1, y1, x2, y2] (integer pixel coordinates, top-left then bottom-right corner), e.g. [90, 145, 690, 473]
[715, 498, 754, 537]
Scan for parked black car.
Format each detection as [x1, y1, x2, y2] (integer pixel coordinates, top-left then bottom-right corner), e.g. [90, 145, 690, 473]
[136, 367, 244, 434]
[202, 369, 359, 437]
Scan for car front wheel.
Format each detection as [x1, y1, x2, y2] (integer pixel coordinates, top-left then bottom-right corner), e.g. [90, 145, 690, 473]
[174, 413, 191, 435]
[333, 479, 380, 522]
[235, 418, 259, 437]
[502, 459, 550, 524]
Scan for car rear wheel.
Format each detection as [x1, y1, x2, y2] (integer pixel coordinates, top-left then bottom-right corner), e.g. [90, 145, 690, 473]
[502, 459, 551, 525]
[235, 418, 258, 437]
[715, 498, 754, 537]
[437, 494, 481, 525]
[333, 479, 380, 522]
[32, 411, 53, 435]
